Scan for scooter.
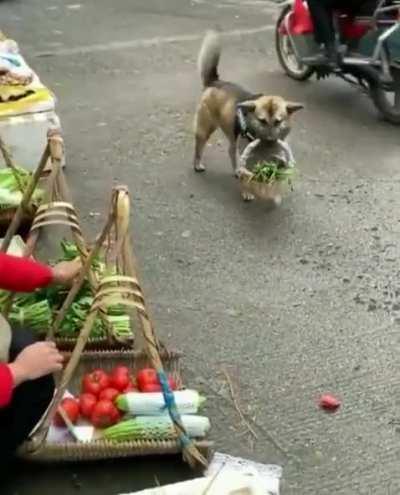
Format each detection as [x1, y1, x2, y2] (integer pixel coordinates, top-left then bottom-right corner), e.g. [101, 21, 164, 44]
[275, 0, 400, 124]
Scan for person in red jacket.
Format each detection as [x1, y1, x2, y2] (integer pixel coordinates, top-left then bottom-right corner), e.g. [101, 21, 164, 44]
[0, 252, 81, 460]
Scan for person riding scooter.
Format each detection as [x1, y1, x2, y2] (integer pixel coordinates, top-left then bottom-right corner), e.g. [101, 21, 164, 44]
[305, 0, 377, 69]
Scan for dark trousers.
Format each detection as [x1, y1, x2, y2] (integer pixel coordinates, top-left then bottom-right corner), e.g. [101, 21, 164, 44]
[0, 328, 55, 462]
[307, 0, 370, 46]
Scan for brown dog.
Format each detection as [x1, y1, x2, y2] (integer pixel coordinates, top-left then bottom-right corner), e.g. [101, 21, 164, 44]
[193, 30, 304, 178]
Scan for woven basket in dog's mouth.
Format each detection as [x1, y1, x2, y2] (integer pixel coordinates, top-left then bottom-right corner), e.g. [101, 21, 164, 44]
[238, 168, 289, 201]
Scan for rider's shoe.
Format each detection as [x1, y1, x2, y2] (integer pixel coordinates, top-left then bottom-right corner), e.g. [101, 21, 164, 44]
[303, 44, 341, 72]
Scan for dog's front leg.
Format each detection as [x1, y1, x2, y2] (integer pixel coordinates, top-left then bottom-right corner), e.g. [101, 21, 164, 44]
[228, 140, 241, 177]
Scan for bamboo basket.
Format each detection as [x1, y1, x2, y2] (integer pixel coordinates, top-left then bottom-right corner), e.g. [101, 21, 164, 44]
[0, 131, 133, 349]
[237, 137, 294, 202]
[15, 186, 211, 467]
[238, 168, 290, 202]
[18, 350, 211, 463]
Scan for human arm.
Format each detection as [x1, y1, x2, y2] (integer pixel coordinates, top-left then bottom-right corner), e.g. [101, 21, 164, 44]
[0, 341, 63, 408]
[0, 252, 81, 292]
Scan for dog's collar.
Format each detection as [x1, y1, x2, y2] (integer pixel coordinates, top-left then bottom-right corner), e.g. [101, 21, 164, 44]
[236, 107, 256, 142]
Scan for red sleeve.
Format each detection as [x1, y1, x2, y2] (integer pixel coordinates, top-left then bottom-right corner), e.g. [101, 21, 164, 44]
[0, 363, 13, 407]
[0, 252, 53, 292]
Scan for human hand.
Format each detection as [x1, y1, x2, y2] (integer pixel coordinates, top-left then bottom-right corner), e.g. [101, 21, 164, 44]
[8, 341, 64, 386]
[51, 257, 82, 285]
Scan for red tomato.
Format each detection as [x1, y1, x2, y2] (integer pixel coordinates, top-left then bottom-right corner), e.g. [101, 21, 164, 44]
[124, 382, 138, 393]
[82, 369, 110, 397]
[54, 398, 80, 427]
[319, 394, 341, 411]
[109, 366, 131, 392]
[112, 365, 130, 376]
[136, 368, 157, 391]
[90, 399, 120, 428]
[99, 387, 120, 402]
[79, 393, 97, 419]
[140, 378, 177, 393]
[137, 368, 177, 392]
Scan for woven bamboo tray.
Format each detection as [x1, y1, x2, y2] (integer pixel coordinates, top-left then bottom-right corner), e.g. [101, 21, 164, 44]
[18, 350, 213, 463]
[238, 168, 289, 202]
[54, 336, 133, 352]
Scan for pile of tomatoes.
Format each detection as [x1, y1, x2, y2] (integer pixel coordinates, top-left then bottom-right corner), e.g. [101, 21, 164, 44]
[54, 366, 178, 429]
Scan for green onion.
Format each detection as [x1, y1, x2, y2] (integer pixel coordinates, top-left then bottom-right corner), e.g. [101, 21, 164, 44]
[251, 161, 296, 185]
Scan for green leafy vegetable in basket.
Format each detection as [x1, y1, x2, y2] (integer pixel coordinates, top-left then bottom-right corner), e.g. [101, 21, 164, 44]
[0, 167, 44, 209]
[0, 291, 52, 333]
[103, 415, 211, 442]
[251, 161, 296, 184]
[8, 299, 52, 333]
[0, 239, 135, 341]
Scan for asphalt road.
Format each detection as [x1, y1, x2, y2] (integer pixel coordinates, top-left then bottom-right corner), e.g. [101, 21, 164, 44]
[2, 0, 400, 493]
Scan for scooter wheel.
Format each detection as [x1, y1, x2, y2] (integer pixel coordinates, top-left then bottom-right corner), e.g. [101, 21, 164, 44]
[370, 69, 400, 125]
[275, 5, 314, 81]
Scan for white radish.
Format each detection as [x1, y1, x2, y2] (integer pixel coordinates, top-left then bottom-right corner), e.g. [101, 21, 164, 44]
[116, 389, 205, 416]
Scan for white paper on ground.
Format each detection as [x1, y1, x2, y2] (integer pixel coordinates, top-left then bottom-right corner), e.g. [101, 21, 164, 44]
[206, 452, 282, 495]
[119, 452, 282, 495]
[119, 471, 265, 495]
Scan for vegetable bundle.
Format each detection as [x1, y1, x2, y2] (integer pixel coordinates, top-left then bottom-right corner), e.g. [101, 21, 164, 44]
[250, 161, 295, 184]
[0, 166, 43, 209]
[0, 240, 134, 340]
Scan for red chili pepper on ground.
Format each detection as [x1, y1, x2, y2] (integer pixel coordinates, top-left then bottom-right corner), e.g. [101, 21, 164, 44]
[319, 394, 341, 411]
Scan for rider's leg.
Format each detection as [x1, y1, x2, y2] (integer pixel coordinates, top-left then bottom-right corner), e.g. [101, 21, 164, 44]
[307, 0, 336, 46]
[306, 0, 340, 68]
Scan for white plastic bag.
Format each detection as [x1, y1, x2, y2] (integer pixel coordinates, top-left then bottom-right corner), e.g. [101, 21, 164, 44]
[206, 452, 282, 495]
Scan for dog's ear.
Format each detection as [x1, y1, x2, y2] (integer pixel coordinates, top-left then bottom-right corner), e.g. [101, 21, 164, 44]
[237, 100, 257, 113]
[286, 102, 304, 115]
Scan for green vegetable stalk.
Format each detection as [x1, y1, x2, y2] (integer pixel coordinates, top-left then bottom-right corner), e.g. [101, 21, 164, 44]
[251, 161, 296, 185]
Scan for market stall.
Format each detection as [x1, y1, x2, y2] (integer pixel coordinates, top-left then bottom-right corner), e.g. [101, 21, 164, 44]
[0, 133, 212, 467]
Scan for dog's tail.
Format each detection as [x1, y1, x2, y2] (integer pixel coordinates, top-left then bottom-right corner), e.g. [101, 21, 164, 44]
[197, 30, 221, 87]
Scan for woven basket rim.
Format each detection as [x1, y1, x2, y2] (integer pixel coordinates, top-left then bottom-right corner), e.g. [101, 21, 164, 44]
[61, 348, 183, 359]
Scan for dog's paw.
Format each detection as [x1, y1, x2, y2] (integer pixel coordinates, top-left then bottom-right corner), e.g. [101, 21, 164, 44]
[241, 191, 255, 202]
[194, 163, 206, 173]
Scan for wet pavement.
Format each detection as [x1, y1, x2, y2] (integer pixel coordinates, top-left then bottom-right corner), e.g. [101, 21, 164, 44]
[2, 0, 400, 493]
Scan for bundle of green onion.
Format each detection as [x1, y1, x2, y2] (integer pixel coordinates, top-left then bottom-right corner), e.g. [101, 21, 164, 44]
[0, 167, 44, 209]
[0, 240, 134, 341]
[251, 161, 295, 184]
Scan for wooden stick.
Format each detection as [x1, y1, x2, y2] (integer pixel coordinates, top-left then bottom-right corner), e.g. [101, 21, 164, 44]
[116, 187, 207, 468]
[222, 368, 258, 440]
[40, 311, 99, 433]
[0, 144, 50, 252]
[37, 206, 116, 432]
[50, 162, 118, 339]
[48, 205, 115, 339]
[0, 134, 25, 192]
[1, 133, 65, 316]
